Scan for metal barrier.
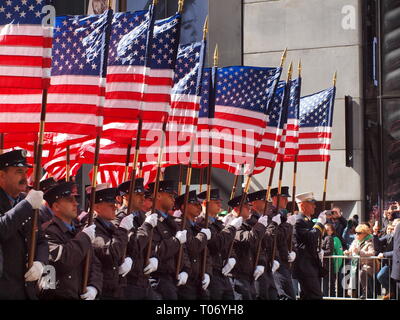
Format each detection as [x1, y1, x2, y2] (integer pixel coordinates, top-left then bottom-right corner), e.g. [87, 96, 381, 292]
[320, 255, 399, 300]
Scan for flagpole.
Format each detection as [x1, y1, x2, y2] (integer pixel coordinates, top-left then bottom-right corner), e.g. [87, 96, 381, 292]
[139, 161, 143, 178]
[229, 173, 239, 201]
[199, 167, 204, 192]
[226, 48, 288, 264]
[178, 164, 184, 195]
[123, 143, 132, 182]
[0, 133, 4, 154]
[65, 145, 70, 182]
[176, 20, 209, 281]
[27, 89, 48, 269]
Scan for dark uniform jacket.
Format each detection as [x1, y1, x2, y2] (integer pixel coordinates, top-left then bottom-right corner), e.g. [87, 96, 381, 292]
[151, 209, 190, 278]
[390, 224, 400, 281]
[0, 188, 49, 300]
[40, 216, 102, 300]
[175, 217, 212, 285]
[39, 204, 54, 227]
[196, 215, 237, 274]
[232, 219, 267, 281]
[293, 213, 324, 279]
[93, 216, 129, 298]
[276, 222, 293, 268]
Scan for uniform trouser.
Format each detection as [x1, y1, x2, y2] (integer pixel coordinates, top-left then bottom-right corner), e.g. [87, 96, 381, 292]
[233, 277, 257, 300]
[124, 284, 157, 300]
[273, 265, 296, 300]
[208, 272, 235, 300]
[152, 274, 178, 300]
[255, 271, 278, 300]
[297, 276, 323, 300]
[178, 280, 210, 300]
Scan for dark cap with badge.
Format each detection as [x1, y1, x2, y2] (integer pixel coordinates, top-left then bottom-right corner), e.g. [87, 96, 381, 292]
[228, 194, 250, 208]
[44, 182, 79, 207]
[175, 190, 200, 208]
[94, 187, 118, 204]
[197, 188, 221, 201]
[0, 149, 32, 170]
[248, 190, 267, 202]
[270, 186, 291, 198]
[147, 180, 177, 195]
[39, 177, 58, 193]
[117, 178, 145, 196]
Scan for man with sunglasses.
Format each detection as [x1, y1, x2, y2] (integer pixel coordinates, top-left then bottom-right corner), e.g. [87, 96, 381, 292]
[174, 190, 212, 299]
[40, 182, 102, 300]
[0, 149, 48, 300]
[196, 188, 243, 300]
[147, 180, 190, 300]
[292, 192, 327, 300]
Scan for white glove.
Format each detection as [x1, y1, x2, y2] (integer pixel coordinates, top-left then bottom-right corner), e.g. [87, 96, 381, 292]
[119, 214, 134, 231]
[229, 216, 243, 230]
[80, 286, 98, 300]
[272, 214, 281, 225]
[288, 251, 296, 263]
[82, 224, 96, 242]
[177, 271, 188, 286]
[377, 253, 384, 259]
[200, 228, 211, 240]
[24, 261, 44, 282]
[175, 230, 187, 244]
[144, 257, 158, 275]
[287, 214, 296, 226]
[258, 215, 269, 227]
[222, 258, 236, 276]
[26, 190, 44, 209]
[145, 213, 158, 228]
[253, 265, 265, 280]
[202, 273, 210, 290]
[118, 257, 133, 277]
[317, 211, 327, 225]
[272, 260, 280, 273]
[318, 249, 324, 261]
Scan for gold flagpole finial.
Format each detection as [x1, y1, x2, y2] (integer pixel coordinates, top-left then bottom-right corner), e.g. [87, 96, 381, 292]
[178, 0, 185, 13]
[108, 0, 112, 9]
[287, 62, 293, 81]
[203, 16, 209, 41]
[298, 60, 302, 78]
[153, 0, 159, 6]
[213, 44, 219, 67]
[280, 48, 288, 68]
[333, 71, 337, 87]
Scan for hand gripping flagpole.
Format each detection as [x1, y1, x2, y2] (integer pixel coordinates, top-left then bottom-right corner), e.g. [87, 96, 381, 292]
[175, 19, 209, 281]
[226, 49, 288, 265]
[27, 89, 48, 270]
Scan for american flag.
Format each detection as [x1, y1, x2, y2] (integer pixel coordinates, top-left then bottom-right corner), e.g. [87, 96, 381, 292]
[0, 0, 53, 89]
[277, 77, 301, 161]
[45, 10, 112, 136]
[253, 80, 286, 174]
[296, 86, 336, 162]
[165, 40, 206, 165]
[103, 9, 153, 123]
[211, 66, 282, 174]
[101, 13, 181, 164]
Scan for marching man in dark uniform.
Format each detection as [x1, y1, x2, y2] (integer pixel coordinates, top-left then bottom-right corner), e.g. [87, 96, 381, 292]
[293, 191, 327, 300]
[247, 190, 281, 300]
[40, 182, 103, 300]
[269, 187, 296, 300]
[174, 190, 212, 300]
[196, 188, 243, 300]
[0, 149, 48, 300]
[147, 180, 191, 300]
[228, 194, 270, 300]
[115, 178, 159, 300]
[91, 187, 134, 299]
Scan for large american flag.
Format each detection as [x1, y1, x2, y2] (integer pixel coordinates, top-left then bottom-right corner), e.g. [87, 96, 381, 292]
[165, 40, 206, 165]
[211, 66, 282, 174]
[253, 80, 286, 174]
[102, 13, 181, 164]
[0, 0, 53, 89]
[277, 77, 301, 161]
[296, 86, 336, 162]
[45, 10, 112, 136]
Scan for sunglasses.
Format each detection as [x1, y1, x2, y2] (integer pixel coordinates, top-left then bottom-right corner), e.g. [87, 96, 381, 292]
[355, 232, 363, 235]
